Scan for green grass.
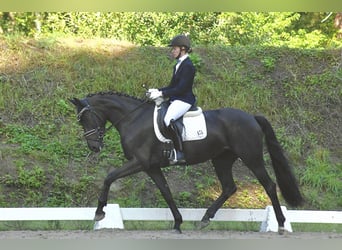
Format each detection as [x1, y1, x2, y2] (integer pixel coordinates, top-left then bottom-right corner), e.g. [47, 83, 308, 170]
[1, 220, 340, 233]
[291, 223, 342, 233]
[0, 221, 93, 231]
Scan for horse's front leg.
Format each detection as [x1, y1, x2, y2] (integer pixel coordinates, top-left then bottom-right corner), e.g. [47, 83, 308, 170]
[94, 158, 143, 221]
[146, 167, 183, 233]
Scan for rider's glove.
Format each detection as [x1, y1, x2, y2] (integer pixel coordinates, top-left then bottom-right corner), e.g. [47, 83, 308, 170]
[148, 88, 158, 93]
[146, 88, 158, 98]
[149, 90, 163, 100]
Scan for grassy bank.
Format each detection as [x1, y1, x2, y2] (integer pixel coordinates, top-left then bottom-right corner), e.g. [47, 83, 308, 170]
[0, 35, 341, 217]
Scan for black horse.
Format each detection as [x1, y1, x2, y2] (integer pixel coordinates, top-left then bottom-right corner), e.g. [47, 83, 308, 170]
[70, 91, 303, 234]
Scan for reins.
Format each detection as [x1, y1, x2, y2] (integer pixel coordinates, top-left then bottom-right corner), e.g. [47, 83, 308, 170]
[106, 98, 149, 132]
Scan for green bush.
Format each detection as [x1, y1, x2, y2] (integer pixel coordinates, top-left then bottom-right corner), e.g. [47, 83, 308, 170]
[1, 12, 341, 48]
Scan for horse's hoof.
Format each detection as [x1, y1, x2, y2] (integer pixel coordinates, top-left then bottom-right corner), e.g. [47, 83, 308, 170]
[278, 227, 288, 235]
[94, 211, 105, 221]
[172, 228, 182, 234]
[197, 220, 210, 229]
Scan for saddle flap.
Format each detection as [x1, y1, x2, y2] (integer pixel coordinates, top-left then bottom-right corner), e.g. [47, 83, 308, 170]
[154, 103, 207, 142]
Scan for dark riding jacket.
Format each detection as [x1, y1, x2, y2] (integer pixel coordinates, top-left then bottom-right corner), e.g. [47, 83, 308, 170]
[159, 57, 196, 106]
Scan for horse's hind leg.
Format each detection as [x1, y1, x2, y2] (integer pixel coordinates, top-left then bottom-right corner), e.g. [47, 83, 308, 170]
[199, 152, 237, 229]
[245, 157, 286, 234]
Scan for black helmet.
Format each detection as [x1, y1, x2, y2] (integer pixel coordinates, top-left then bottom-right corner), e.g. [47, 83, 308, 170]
[168, 35, 191, 50]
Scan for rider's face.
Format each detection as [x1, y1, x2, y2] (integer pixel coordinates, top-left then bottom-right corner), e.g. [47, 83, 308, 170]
[170, 46, 181, 59]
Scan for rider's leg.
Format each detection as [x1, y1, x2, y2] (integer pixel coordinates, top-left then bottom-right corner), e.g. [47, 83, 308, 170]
[164, 100, 191, 163]
[164, 100, 191, 126]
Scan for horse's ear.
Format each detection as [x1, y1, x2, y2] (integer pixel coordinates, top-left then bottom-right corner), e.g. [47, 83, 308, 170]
[69, 98, 81, 107]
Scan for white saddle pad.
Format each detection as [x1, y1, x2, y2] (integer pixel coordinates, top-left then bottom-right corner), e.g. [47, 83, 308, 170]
[153, 106, 207, 143]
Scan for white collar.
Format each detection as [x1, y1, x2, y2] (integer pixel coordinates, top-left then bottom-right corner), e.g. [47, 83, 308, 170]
[177, 54, 188, 64]
[175, 54, 188, 73]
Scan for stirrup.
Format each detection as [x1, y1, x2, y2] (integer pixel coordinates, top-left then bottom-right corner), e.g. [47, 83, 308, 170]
[169, 149, 186, 165]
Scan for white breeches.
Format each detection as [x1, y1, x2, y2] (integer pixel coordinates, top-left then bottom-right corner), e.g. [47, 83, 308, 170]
[164, 100, 192, 127]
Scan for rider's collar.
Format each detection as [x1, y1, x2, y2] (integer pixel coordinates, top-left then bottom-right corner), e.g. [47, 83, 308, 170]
[176, 54, 188, 64]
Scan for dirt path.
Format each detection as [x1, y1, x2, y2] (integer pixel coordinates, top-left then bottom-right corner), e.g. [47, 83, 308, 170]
[0, 230, 341, 239]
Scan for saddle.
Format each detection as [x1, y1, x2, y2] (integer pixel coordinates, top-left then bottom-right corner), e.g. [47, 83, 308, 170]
[153, 101, 207, 143]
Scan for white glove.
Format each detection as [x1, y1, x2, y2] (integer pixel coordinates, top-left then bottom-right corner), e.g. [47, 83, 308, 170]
[148, 88, 158, 93]
[149, 90, 163, 100]
[146, 88, 158, 98]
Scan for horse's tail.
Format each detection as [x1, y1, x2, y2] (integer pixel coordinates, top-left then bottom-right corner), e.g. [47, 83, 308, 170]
[254, 115, 304, 207]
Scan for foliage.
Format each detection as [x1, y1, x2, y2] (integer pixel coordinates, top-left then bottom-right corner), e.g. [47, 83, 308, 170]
[198, 180, 271, 209]
[214, 12, 300, 45]
[0, 12, 341, 48]
[301, 148, 341, 194]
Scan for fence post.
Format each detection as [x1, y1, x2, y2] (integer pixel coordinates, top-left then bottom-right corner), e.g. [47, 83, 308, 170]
[260, 206, 292, 232]
[93, 204, 124, 230]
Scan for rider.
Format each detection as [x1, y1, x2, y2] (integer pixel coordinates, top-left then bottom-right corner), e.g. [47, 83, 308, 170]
[148, 34, 196, 163]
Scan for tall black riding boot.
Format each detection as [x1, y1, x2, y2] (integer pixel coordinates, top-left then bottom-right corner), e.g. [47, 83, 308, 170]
[168, 119, 186, 164]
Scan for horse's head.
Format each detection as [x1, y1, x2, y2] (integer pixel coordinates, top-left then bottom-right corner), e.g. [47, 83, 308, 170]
[70, 97, 105, 152]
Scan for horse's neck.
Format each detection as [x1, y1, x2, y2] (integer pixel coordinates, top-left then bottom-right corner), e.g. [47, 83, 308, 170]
[97, 95, 145, 126]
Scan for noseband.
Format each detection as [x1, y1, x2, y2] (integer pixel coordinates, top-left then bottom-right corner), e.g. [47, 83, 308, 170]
[77, 102, 105, 142]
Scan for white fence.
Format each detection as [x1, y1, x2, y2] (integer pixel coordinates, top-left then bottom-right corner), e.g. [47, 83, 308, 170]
[0, 205, 341, 232]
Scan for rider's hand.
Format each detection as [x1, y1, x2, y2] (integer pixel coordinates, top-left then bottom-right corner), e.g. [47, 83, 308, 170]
[146, 88, 158, 98]
[149, 90, 163, 100]
[148, 88, 158, 93]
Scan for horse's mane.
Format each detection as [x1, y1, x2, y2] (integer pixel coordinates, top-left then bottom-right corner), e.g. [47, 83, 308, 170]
[86, 91, 147, 103]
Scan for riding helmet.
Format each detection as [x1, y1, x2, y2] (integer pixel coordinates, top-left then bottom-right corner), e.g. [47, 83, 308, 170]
[168, 35, 191, 51]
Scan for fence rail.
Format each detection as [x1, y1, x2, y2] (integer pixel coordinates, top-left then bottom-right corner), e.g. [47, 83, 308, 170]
[0, 205, 341, 232]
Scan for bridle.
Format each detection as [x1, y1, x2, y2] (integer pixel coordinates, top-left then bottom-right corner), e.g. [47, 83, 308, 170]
[77, 102, 105, 143]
